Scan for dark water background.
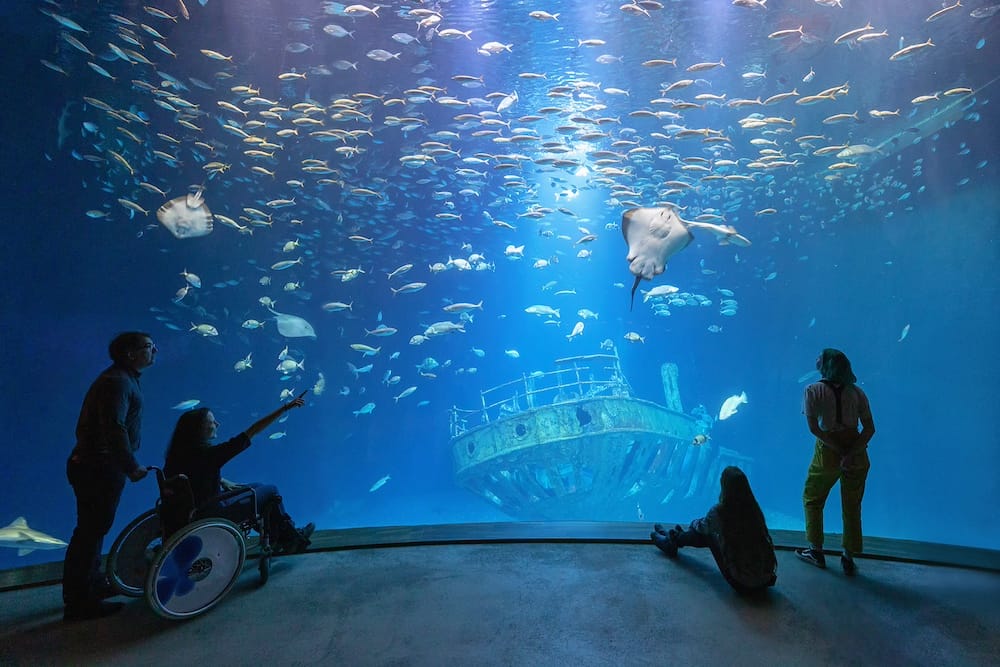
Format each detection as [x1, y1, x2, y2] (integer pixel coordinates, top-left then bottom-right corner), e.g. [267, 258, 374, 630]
[1, 0, 998, 571]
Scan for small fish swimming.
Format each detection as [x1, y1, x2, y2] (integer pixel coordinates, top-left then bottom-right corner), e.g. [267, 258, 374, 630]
[393, 387, 417, 403]
[925, 0, 962, 22]
[718, 392, 747, 420]
[366, 49, 400, 62]
[889, 39, 934, 61]
[353, 402, 376, 417]
[190, 323, 219, 337]
[200, 49, 233, 62]
[271, 258, 303, 271]
[369, 475, 391, 492]
[181, 269, 201, 288]
[234, 354, 253, 372]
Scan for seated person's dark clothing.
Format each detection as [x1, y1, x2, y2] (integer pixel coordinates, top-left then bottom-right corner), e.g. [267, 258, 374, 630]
[657, 505, 777, 593]
[163, 434, 304, 549]
[165, 433, 251, 507]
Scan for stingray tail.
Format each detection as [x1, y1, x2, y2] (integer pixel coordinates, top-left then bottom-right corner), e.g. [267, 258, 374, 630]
[630, 276, 641, 311]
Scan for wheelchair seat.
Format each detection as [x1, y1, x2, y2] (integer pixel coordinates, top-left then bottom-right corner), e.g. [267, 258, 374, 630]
[157, 472, 261, 538]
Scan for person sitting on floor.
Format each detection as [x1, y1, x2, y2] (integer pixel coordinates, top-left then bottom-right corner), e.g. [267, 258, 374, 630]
[651, 466, 777, 594]
[164, 392, 314, 554]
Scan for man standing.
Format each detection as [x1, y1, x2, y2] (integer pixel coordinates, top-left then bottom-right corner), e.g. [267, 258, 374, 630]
[63, 332, 155, 621]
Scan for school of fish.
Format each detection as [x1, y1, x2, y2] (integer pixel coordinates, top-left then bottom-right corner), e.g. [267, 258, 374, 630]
[42, 0, 991, 441]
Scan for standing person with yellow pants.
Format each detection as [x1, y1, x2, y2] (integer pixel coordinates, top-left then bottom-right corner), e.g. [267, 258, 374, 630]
[796, 348, 876, 575]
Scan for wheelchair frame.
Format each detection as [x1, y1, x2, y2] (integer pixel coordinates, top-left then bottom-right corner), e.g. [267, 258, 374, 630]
[107, 467, 276, 620]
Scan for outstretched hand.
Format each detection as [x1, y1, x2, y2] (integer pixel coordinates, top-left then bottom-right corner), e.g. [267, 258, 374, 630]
[285, 390, 308, 410]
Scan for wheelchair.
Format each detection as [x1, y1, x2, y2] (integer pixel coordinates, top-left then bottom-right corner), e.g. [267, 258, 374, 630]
[107, 467, 279, 620]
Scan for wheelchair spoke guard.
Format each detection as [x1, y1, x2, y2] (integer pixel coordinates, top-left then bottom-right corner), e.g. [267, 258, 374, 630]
[108, 508, 162, 598]
[146, 518, 246, 620]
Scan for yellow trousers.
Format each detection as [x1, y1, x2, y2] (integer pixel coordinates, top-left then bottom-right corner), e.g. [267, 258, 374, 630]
[802, 438, 870, 554]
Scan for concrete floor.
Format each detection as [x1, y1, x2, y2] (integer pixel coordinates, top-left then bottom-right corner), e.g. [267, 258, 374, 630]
[1, 541, 998, 667]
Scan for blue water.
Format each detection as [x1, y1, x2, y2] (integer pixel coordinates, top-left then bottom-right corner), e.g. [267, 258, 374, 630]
[1, 0, 998, 571]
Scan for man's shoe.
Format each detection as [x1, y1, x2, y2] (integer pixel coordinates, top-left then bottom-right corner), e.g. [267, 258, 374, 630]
[841, 555, 857, 575]
[64, 600, 124, 622]
[93, 576, 119, 600]
[795, 548, 826, 569]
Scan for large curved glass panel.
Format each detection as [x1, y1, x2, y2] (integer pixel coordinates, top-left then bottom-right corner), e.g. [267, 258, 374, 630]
[1, 0, 997, 573]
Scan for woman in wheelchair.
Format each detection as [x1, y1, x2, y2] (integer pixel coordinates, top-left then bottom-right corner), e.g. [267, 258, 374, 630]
[163, 391, 315, 555]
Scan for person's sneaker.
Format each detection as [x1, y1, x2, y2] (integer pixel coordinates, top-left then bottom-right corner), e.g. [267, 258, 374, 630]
[795, 548, 826, 569]
[64, 600, 124, 622]
[298, 522, 315, 542]
[841, 555, 857, 575]
[286, 522, 315, 554]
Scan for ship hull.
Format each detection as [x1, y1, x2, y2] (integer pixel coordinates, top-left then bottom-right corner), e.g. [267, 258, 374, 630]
[453, 396, 748, 521]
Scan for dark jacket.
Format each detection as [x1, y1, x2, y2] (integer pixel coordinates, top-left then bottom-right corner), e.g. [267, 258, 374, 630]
[701, 504, 778, 591]
[72, 364, 143, 475]
[164, 433, 251, 508]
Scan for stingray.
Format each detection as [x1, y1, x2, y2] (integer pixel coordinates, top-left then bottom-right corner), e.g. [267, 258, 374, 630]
[622, 207, 694, 310]
[267, 307, 317, 339]
[156, 186, 213, 239]
[622, 207, 752, 310]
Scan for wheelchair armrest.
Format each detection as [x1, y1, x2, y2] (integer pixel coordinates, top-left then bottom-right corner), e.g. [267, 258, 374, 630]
[194, 486, 258, 517]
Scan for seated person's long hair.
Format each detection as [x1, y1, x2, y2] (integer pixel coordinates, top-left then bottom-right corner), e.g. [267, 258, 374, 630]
[716, 466, 771, 549]
[165, 407, 212, 462]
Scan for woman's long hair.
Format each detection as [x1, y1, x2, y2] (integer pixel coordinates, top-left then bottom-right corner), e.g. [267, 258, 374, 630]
[817, 348, 857, 385]
[716, 466, 770, 548]
[165, 407, 211, 461]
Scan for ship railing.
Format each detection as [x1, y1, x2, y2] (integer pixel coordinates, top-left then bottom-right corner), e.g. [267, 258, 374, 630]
[449, 350, 633, 439]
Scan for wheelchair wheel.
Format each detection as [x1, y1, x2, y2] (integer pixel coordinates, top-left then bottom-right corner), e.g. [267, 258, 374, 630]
[108, 508, 161, 598]
[145, 518, 246, 620]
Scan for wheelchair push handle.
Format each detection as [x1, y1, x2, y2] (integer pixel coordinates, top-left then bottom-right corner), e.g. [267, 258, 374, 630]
[146, 466, 188, 486]
[146, 466, 165, 485]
